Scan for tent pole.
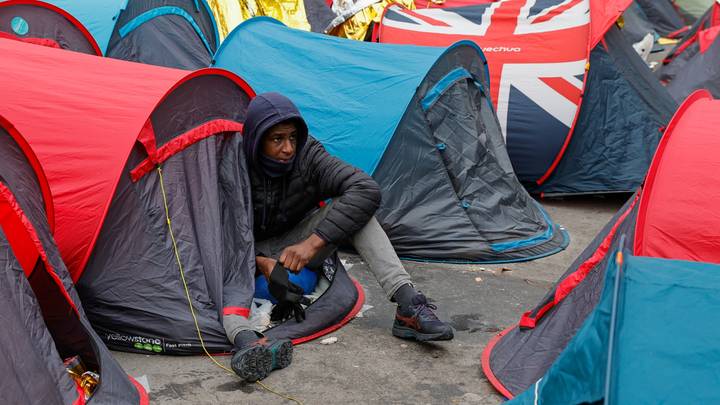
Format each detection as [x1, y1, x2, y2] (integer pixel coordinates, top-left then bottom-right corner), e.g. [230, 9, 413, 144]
[604, 236, 627, 404]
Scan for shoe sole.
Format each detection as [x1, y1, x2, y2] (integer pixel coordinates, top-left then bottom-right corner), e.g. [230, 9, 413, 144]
[267, 339, 293, 370]
[392, 325, 454, 342]
[231, 345, 272, 382]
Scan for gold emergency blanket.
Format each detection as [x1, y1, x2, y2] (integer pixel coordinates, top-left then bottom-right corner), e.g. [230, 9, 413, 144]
[327, 0, 414, 40]
[208, 0, 312, 39]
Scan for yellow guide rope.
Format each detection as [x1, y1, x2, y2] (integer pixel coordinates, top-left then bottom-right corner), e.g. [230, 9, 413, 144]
[156, 166, 303, 405]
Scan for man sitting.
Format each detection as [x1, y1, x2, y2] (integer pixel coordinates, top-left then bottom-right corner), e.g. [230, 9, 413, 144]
[226, 92, 454, 382]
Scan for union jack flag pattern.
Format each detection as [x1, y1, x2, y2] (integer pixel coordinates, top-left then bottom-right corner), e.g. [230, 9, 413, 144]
[377, 0, 591, 183]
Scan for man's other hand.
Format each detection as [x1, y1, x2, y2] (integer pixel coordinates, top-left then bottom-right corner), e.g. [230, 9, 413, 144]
[279, 233, 326, 273]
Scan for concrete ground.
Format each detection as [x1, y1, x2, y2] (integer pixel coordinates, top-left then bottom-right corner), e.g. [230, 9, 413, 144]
[115, 194, 628, 405]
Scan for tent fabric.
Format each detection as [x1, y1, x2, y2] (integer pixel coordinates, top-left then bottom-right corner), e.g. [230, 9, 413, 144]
[406, 0, 631, 45]
[28, 0, 125, 54]
[216, 17, 445, 176]
[590, 0, 633, 47]
[0, 0, 221, 69]
[658, 2, 720, 101]
[530, 26, 676, 195]
[510, 254, 720, 404]
[376, 1, 676, 195]
[620, 2, 660, 43]
[634, 90, 720, 263]
[0, 0, 106, 55]
[482, 194, 640, 398]
[376, 1, 592, 184]
[207, 0, 335, 37]
[635, 0, 687, 37]
[0, 117, 146, 404]
[106, 0, 220, 69]
[0, 36, 363, 353]
[482, 91, 720, 398]
[0, 37, 203, 280]
[213, 17, 569, 263]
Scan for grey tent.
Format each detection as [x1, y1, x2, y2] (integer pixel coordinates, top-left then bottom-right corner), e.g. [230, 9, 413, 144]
[622, 2, 662, 43]
[106, 0, 220, 69]
[0, 0, 221, 68]
[213, 18, 570, 263]
[657, 1, 720, 101]
[0, 114, 147, 404]
[0, 37, 363, 354]
[635, 0, 688, 37]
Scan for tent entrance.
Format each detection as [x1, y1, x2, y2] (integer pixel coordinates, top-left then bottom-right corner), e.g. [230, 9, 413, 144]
[0, 180, 100, 391]
[421, 68, 550, 245]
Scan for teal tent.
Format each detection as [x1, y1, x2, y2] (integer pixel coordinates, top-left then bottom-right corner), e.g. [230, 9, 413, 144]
[212, 17, 569, 263]
[510, 251, 720, 404]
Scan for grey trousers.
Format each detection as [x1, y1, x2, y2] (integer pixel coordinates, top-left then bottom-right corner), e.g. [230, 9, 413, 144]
[225, 204, 413, 342]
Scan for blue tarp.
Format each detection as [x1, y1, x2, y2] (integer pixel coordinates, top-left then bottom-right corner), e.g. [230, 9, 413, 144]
[511, 253, 720, 404]
[213, 17, 478, 175]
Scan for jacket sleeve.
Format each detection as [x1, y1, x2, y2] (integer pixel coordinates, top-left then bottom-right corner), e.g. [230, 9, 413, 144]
[302, 137, 381, 244]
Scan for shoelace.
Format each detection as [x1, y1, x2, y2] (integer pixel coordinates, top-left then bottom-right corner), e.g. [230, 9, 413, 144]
[414, 301, 440, 321]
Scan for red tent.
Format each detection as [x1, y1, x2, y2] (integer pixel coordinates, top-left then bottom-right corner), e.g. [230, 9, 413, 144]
[0, 39, 363, 353]
[0, 114, 147, 404]
[0, 38, 250, 282]
[0, 37, 260, 353]
[482, 90, 720, 398]
[634, 90, 720, 262]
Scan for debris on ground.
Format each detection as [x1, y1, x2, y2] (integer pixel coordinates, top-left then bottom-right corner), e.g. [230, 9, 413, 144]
[354, 304, 373, 318]
[320, 337, 338, 345]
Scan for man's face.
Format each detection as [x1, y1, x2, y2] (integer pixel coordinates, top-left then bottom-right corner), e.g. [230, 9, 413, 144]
[261, 121, 297, 162]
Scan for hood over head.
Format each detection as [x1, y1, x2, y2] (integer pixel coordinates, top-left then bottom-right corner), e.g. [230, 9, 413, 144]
[242, 92, 309, 174]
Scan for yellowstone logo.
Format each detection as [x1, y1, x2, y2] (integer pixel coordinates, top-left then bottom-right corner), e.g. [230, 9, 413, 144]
[106, 333, 164, 353]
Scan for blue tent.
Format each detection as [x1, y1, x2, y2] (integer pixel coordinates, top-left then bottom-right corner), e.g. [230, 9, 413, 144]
[0, 0, 219, 68]
[510, 251, 720, 404]
[213, 17, 569, 263]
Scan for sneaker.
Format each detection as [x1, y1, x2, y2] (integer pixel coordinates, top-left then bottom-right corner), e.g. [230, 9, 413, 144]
[231, 337, 293, 382]
[392, 292, 454, 342]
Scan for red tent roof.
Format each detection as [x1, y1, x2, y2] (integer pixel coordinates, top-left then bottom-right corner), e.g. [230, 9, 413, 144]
[589, 0, 632, 48]
[635, 90, 720, 264]
[0, 38, 249, 280]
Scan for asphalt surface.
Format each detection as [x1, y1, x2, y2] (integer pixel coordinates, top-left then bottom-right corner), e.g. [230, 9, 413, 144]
[115, 194, 629, 404]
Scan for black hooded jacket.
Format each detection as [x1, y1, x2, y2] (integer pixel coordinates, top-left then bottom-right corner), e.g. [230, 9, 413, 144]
[242, 93, 381, 250]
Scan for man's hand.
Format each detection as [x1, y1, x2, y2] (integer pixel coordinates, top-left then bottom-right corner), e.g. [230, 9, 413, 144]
[256, 256, 278, 279]
[279, 233, 326, 273]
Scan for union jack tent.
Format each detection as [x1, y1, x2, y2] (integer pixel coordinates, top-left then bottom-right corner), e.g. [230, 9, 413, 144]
[376, 0, 677, 195]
